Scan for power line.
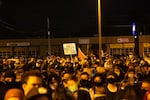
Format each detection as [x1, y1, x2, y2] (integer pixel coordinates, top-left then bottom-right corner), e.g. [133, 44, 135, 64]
[0, 19, 43, 34]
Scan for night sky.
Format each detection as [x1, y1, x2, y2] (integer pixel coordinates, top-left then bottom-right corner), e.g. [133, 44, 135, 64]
[0, 0, 150, 39]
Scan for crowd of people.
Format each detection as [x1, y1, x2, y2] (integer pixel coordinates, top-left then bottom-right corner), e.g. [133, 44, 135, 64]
[0, 52, 150, 100]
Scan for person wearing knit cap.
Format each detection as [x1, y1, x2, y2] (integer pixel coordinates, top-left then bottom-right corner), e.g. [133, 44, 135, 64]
[4, 88, 25, 100]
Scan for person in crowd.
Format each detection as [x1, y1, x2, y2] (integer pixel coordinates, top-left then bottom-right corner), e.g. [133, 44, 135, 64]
[118, 68, 142, 100]
[82, 67, 93, 79]
[2, 52, 150, 100]
[53, 86, 74, 100]
[9, 60, 15, 69]
[4, 88, 25, 100]
[78, 72, 92, 100]
[128, 52, 135, 62]
[21, 70, 43, 96]
[90, 73, 106, 100]
[105, 71, 119, 100]
[141, 78, 150, 100]
[66, 75, 78, 100]
[96, 66, 105, 75]
[124, 68, 138, 86]
[104, 58, 113, 72]
[0, 69, 22, 100]
[65, 61, 74, 74]
[4, 69, 16, 83]
[0, 70, 6, 100]
[116, 85, 142, 100]
[6, 69, 22, 87]
[48, 73, 60, 99]
[62, 72, 72, 81]
[25, 58, 36, 71]
[113, 66, 124, 82]
[141, 63, 150, 80]
[61, 72, 72, 88]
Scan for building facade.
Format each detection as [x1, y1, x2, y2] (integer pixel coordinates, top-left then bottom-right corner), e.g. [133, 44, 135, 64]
[0, 35, 150, 58]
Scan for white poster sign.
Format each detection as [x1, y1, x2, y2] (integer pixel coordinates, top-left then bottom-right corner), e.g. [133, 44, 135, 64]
[63, 43, 77, 55]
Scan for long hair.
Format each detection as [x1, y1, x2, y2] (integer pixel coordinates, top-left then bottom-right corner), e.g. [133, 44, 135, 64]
[53, 86, 74, 100]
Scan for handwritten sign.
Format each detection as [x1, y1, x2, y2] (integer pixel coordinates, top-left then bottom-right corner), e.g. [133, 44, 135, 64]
[63, 43, 77, 55]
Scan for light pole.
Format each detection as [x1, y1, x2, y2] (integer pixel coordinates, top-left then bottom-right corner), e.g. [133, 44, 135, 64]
[132, 22, 139, 56]
[98, 0, 102, 63]
[47, 17, 51, 56]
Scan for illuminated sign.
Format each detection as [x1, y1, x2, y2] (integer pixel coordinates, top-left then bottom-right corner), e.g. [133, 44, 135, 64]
[117, 38, 129, 43]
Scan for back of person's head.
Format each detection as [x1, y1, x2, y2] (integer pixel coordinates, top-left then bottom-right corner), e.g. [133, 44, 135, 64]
[53, 86, 73, 100]
[4, 69, 16, 82]
[80, 72, 89, 80]
[121, 85, 142, 100]
[4, 88, 25, 100]
[142, 78, 150, 91]
[106, 71, 117, 79]
[96, 66, 105, 74]
[143, 78, 150, 83]
[92, 73, 105, 85]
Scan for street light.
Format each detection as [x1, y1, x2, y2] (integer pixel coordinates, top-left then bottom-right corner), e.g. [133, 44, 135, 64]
[98, 0, 102, 63]
[132, 22, 139, 56]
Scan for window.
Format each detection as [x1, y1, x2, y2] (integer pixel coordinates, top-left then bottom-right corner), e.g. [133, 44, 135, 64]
[144, 48, 150, 56]
[110, 48, 134, 56]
